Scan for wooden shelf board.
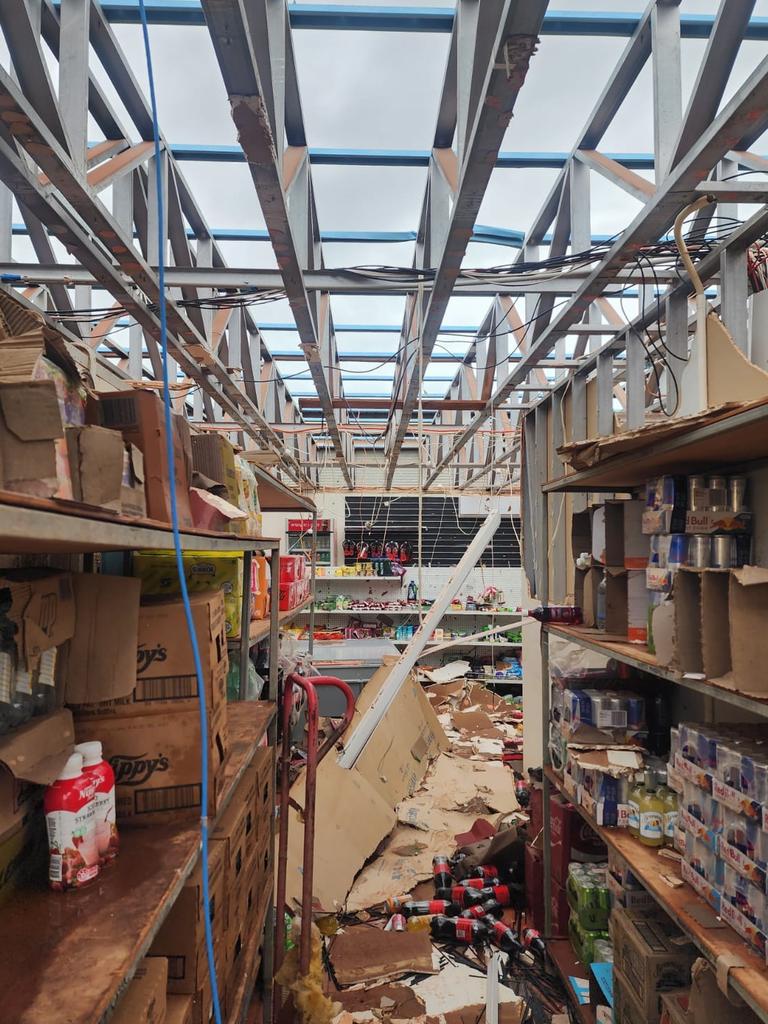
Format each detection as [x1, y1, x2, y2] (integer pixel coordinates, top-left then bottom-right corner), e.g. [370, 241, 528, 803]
[0, 490, 280, 555]
[545, 623, 768, 719]
[0, 702, 274, 1024]
[299, 608, 521, 617]
[544, 767, 768, 1022]
[543, 398, 768, 493]
[315, 575, 402, 582]
[547, 939, 597, 1024]
[243, 598, 313, 645]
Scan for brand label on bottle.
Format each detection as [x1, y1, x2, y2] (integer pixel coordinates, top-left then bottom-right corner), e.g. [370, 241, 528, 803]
[663, 810, 678, 839]
[455, 919, 474, 941]
[92, 783, 117, 860]
[627, 799, 639, 831]
[46, 784, 100, 890]
[639, 811, 663, 840]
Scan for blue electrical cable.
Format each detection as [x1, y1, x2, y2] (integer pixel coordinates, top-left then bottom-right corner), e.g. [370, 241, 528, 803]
[136, 5, 223, 1022]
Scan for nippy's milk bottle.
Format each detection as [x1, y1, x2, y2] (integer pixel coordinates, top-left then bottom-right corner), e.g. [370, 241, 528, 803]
[44, 752, 100, 890]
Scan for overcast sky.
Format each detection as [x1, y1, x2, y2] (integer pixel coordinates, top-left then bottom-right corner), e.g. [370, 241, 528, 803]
[5, 0, 768, 398]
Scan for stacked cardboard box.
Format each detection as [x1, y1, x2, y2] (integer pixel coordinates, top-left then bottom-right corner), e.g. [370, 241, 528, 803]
[279, 555, 310, 611]
[74, 592, 229, 824]
[112, 957, 168, 1024]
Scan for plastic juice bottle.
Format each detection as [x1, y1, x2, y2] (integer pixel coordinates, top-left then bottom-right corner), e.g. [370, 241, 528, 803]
[639, 770, 665, 848]
[76, 740, 118, 863]
[627, 772, 644, 838]
[44, 752, 100, 890]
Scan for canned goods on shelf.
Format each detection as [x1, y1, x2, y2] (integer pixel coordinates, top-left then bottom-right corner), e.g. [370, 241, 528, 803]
[688, 535, 711, 568]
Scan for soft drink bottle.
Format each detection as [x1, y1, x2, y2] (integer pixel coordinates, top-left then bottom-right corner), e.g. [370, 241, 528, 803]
[471, 884, 512, 907]
[430, 914, 488, 945]
[75, 740, 118, 863]
[432, 855, 453, 889]
[460, 899, 504, 920]
[516, 605, 583, 625]
[459, 876, 499, 890]
[513, 773, 530, 808]
[386, 898, 461, 918]
[523, 928, 546, 959]
[462, 864, 500, 881]
[486, 919, 523, 955]
[435, 885, 486, 908]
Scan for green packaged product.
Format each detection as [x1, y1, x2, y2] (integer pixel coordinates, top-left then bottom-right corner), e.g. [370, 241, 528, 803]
[567, 862, 611, 931]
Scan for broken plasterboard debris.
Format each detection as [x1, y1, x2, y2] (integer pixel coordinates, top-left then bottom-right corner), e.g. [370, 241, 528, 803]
[333, 983, 426, 1019]
[411, 962, 524, 1017]
[421, 661, 471, 684]
[329, 928, 436, 986]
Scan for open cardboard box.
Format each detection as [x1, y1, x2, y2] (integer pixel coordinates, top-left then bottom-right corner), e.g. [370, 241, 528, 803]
[0, 709, 75, 835]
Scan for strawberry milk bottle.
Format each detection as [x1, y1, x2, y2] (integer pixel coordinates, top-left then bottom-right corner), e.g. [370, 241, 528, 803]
[76, 740, 119, 863]
[44, 752, 100, 890]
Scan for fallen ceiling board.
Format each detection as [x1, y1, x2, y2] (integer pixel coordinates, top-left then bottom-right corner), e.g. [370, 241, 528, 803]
[286, 757, 396, 912]
[412, 964, 524, 1017]
[414, 755, 519, 816]
[329, 928, 436, 986]
[334, 983, 426, 1019]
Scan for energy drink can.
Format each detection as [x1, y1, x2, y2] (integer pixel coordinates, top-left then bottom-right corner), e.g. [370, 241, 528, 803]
[711, 535, 736, 569]
[728, 476, 748, 513]
[687, 476, 707, 510]
[667, 534, 688, 570]
[707, 476, 728, 511]
[688, 535, 711, 568]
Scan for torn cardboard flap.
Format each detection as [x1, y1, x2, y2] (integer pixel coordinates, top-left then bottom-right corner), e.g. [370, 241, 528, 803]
[569, 747, 644, 776]
[732, 565, 768, 587]
[329, 927, 436, 986]
[0, 571, 76, 669]
[0, 708, 75, 785]
[421, 661, 470, 684]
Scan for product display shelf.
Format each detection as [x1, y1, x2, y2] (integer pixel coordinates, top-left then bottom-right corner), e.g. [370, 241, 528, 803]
[0, 490, 281, 555]
[547, 939, 597, 1024]
[542, 395, 768, 494]
[316, 574, 402, 582]
[239, 597, 314, 646]
[544, 623, 768, 720]
[392, 639, 522, 649]
[543, 767, 768, 1023]
[0, 702, 274, 1024]
[299, 608, 522, 617]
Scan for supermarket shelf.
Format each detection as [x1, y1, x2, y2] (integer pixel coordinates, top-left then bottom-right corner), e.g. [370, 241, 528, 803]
[0, 491, 280, 555]
[315, 575, 402, 582]
[547, 939, 597, 1024]
[542, 397, 768, 494]
[242, 597, 313, 645]
[544, 767, 768, 1023]
[393, 639, 522, 649]
[297, 607, 521, 617]
[0, 702, 274, 1024]
[226, 888, 271, 1024]
[544, 623, 768, 719]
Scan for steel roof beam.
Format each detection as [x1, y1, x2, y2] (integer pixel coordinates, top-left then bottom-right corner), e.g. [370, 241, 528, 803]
[424, 51, 768, 487]
[201, 0, 352, 486]
[382, 0, 547, 488]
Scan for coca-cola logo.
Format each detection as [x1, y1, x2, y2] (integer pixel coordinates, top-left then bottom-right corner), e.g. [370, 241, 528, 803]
[137, 643, 167, 675]
[109, 753, 169, 786]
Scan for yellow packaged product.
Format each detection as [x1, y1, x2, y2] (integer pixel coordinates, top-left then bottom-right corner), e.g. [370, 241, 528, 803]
[133, 550, 244, 637]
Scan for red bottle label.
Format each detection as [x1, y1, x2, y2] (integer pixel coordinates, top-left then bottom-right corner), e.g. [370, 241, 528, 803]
[455, 919, 474, 942]
[493, 885, 511, 905]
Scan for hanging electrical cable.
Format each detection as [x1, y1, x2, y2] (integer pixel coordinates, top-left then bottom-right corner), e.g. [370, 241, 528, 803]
[136, 4, 224, 1022]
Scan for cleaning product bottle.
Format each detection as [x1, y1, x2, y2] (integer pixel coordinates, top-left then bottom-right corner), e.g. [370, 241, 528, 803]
[44, 752, 100, 891]
[407, 581, 418, 603]
[627, 772, 644, 838]
[75, 740, 118, 863]
[639, 770, 665, 848]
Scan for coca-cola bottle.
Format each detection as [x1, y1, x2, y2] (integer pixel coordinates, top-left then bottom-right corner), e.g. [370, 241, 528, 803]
[430, 914, 488, 945]
[435, 885, 486, 908]
[516, 605, 583, 625]
[459, 876, 500, 889]
[460, 899, 504, 920]
[385, 897, 461, 918]
[432, 855, 453, 889]
[523, 928, 547, 959]
[461, 864, 500, 881]
[486, 919, 523, 955]
[470, 884, 512, 906]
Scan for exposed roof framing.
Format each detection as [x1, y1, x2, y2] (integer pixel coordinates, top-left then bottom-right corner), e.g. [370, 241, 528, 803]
[382, 0, 548, 488]
[200, 0, 353, 487]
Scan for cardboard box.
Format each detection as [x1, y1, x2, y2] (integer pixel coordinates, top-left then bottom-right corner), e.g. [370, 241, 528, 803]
[74, 591, 228, 716]
[624, 500, 648, 569]
[627, 569, 649, 643]
[211, 763, 258, 906]
[726, 567, 768, 695]
[133, 553, 245, 640]
[688, 957, 760, 1024]
[700, 570, 731, 679]
[0, 570, 75, 671]
[191, 434, 239, 508]
[0, 709, 74, 833]
[112, 957, 167, 1024]
[684, 510, 751, 535]
[659, 990, 690, 1024]
[92, 390, 192, 527]
[189, 487, 246, 534]
[0, 381, 65, 498]
[75, 705, 227, 824]
[611, 905, 696, 1019]
[673, 570, 703, 675]
[150, 841, 227, 994]
[613, 965, 659, 1024]
[63, 573, 141, 705]
[525, 843, 544, 930]
[66, 425, 125, 511]
[592, 502, 625, 566]
[166, 995, 194, 1024]
[574, 565, 602, 628]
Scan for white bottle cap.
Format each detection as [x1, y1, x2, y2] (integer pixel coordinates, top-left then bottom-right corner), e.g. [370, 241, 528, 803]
[75, 741, 103, 767]
[59, 752, 84, 780]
